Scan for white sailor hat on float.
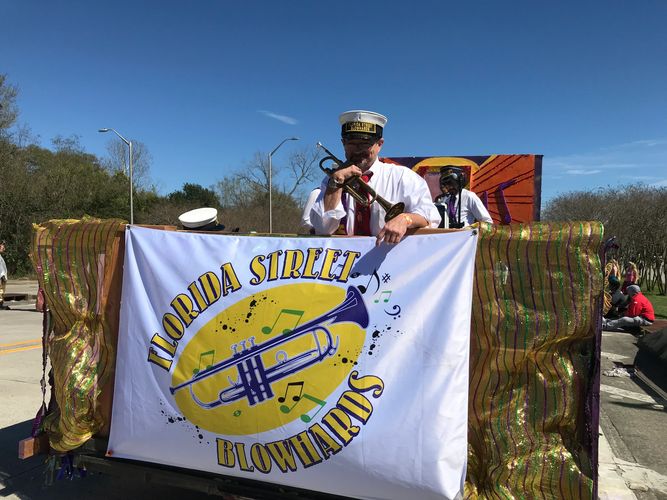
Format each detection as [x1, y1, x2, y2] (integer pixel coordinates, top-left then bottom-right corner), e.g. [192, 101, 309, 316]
[178, 207, 225, 231]
[339, 110, 387, 140]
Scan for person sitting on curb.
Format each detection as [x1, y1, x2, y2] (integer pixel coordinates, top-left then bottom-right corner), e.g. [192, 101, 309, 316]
[603, 285, 654, 332]
[604, 275, 628, 318]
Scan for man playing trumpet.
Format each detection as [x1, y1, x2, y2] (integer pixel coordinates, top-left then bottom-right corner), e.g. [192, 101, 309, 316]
[310, 110, 441, 245]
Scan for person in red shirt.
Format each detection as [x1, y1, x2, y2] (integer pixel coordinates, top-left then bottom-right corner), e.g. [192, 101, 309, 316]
[603, 285, 655, 331]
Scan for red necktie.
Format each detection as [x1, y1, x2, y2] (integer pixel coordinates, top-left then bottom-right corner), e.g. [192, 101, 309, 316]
[354, 172, 373, 236]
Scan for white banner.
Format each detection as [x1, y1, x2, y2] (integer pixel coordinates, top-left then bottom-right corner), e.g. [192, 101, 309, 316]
[109, 227, 478, 500]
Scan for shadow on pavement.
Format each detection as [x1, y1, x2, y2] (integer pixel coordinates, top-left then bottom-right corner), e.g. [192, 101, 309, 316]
[0, 420, 217, 499]
[0, 419, 47, 499]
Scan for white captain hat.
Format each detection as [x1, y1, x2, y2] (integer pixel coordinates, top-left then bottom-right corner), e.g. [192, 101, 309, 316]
[178, 207, 225, 231]
[339, 110, 387, 140]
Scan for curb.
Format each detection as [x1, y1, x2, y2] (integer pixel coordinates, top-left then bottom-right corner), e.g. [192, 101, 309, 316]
[598, 426, 637, 499]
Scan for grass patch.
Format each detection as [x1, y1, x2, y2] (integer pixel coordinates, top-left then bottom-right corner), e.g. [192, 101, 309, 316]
[644, 292, 667, 319]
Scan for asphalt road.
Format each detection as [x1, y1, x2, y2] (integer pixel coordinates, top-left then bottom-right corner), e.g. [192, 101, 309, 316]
[1, 279, 666, 499]
[0, 282, 216, 500]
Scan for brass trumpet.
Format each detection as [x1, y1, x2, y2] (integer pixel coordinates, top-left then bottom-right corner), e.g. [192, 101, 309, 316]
[316, 142, 405, 222]
[169, 286, 369, 409]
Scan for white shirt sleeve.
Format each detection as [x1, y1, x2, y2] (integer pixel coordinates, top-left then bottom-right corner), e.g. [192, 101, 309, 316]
[301, 188, 321, 230]
[310, 178, 346, 235]
[467, 191, 493, 223]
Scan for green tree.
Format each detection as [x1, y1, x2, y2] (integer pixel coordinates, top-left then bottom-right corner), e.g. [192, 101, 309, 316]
[168, 183, 221, 207]
[0, 138, 132, 275]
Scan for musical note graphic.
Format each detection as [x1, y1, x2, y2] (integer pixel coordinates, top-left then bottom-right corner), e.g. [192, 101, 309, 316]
[374, 290, 392, 303]
[358, 269, 381, 295]
[192, 349, 215, 375]
[300, 394, 327, 423]
[278, 381, 304, 413]
[261, 309, 305, 335]
[385, 305, 401, 317]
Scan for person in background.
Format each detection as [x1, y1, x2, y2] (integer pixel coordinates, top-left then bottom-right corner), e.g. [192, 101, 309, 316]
[603, 284, 654, 331]
[310, 110, 440, 245]
[437, 167, 493, 228]
[604, 275, 628, 318]
[621, 261, 638, 294]
[301, 187, 320, 234]
[0, 241, 8, 310]
[605, 258, 620, 281]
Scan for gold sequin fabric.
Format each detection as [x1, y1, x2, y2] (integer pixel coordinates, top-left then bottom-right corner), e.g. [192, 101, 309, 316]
[465, 222, 603, 499]
[30, 217, 125, 452]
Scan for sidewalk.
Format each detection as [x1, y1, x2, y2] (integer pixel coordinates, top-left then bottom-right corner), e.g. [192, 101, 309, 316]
[600, 327, 667, 499]
[598, 427, 637, 499]
[2, 279, 39, 307]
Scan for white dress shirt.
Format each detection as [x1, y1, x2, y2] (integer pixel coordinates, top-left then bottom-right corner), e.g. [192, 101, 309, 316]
[310, 159, 441, 236]
[444, 189, 493, 226]
[300, 188, 321, 231]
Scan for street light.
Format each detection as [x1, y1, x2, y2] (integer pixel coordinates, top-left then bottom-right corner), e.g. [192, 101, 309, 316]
[99, 127, 134, 224]
[268, 137, 299, 233]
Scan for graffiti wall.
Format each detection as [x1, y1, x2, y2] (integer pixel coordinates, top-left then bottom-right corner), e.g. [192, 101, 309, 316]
[386, 155, 542, 223]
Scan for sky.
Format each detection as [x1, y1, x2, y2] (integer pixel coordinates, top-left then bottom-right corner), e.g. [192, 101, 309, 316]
[1, 0, 666, 208]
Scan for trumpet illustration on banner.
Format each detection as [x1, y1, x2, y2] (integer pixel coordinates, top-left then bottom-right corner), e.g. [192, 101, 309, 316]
[317, 142, 405, 222]
[170, 286, 369, 409]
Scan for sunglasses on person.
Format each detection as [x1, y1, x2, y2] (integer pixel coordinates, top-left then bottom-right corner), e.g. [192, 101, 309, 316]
[342, 138, 378, 149]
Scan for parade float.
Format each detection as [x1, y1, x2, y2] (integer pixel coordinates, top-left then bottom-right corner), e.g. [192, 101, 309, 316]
[20, 154, 604, 499]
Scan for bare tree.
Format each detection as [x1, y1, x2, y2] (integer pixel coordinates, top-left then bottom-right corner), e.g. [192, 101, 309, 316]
[215, 176, 257, 209]
[229, 146, 321, 201]
[0, 74, 19, 135]
[543, 184, 667, 294]
[284, 148, 322, 198]
[211, 146, 322, 233]
[14, 123, 38, 148]
[102, 138, 153, 189]
[52, 134, 84, 153]
[234, 151, 271, 193]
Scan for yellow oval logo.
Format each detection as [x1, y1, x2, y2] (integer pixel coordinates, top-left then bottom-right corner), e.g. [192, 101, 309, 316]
[171, 283, 368, 435]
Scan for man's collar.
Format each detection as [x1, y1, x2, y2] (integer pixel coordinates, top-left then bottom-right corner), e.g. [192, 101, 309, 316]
[365, 157, 382, 174]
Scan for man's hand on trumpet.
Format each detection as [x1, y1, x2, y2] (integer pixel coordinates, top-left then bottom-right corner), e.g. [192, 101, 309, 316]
[323, 165, 364, 212]
[330, 165, 363, 187]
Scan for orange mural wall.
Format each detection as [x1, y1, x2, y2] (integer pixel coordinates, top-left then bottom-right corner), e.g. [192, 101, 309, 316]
[385, 155, 543, 223]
